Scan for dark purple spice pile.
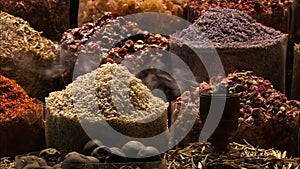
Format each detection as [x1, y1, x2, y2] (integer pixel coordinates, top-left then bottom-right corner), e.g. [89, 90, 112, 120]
[192, 8, 283, 48]
[199, 71, 300, 155]
[187, 0, 290, 33]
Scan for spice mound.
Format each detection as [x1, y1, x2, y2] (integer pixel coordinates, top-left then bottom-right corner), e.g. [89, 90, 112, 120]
[187, 0, 290, 33]
[0, 11, 61, 101]
[45, 63, 169, 155]
[0, 75, 44, 157]
[199, 71, 300, 156]
[193, 8, 283, 48]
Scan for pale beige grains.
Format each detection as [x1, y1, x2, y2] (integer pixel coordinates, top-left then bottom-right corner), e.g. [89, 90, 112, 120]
[46, 63, 168, 155]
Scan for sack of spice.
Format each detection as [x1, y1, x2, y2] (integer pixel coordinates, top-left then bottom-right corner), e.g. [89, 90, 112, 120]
[291, 44, 300, 100]
[187, 0, 290, 33]
[77, 0, 187, 27]
[0, 0, 70, 41]
[0, 75, 45, 158]
[45, 63, 169, 155]
[171, 8, 288, 92]
[198, 71, 300, 156]
[0, 11, 64, 101]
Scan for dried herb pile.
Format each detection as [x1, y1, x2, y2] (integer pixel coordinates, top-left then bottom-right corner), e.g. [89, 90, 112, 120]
[0, 157, 14, 169]
[189, 8, 283, 48]
[187, 0, 290, 33]
[78, 0, 187, 26]
[0, 75, 41, 125]
[0, 11, 56, 60]
[0, 0, 70, 41]
[198, 71, 300, 155]
[166, 141, 300, 169]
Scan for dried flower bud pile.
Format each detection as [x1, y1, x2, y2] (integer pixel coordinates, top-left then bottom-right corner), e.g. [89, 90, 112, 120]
[45, 63, 168, 155]
[187, 0, 290, 32]
[198, 71, 300, 155]
[0, 0, 70, 41]
[78, 0, 187, 26]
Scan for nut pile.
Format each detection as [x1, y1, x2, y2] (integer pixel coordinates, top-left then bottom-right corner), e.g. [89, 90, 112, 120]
[198, 71, 300, 154]
[187, 0, 290, 32]
[192, 8, 283, 48]
[78, 0, 187, 26]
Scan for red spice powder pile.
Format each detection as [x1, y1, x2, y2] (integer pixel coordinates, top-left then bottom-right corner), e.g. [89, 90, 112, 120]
[0, 75, 41, 124]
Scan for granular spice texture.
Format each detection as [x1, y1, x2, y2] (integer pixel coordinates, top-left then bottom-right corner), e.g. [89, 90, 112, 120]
[0, 75, 41, 124]
[193, 8, 283, 48]
[0, 75, 45, 157]
[0, 0, 70, 41]
[171, 8, 287, 91]
[0, 11, 62, 101]
[46, 63, 168, 155]
[187, 0, 290, 33]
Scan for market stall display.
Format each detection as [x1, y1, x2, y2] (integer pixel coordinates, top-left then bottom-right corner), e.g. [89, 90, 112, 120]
[0, 75, 45, 158]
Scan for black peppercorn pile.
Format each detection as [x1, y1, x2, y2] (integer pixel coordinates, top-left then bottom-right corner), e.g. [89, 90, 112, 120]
[187, 0, 290, 33]
[191, 8, 283, 48]
[199, 71, 300, 155]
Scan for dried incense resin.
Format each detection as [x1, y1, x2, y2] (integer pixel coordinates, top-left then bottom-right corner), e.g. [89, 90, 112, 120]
[0, 11, 62, 101]
[187, 0, 290, 33]
[45, 63, 168, 155]
[0, 75, 45, 157]
[0, 0, 70, 41]
[78, 0, 187, 26]
[198, 71, 300, 156]
[166, 142, 300, 169]
[171, 8, 287, 90]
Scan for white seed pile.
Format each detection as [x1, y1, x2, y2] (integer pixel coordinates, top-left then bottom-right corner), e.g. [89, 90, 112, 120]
[46, 63, 168, 124]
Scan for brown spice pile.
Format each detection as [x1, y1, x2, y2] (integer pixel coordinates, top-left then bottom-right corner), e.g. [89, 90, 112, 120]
[0, 75, 41, 125]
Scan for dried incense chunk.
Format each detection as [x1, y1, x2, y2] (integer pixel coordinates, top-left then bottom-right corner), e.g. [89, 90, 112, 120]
[0, 11, 56, 60]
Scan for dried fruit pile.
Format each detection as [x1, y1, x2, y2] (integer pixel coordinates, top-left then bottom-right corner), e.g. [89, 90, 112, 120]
[198, 71, 300, 155]
[187, 0, 290, 32]
[78, 0, 187, 26]
[0, 0, 70, 41]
